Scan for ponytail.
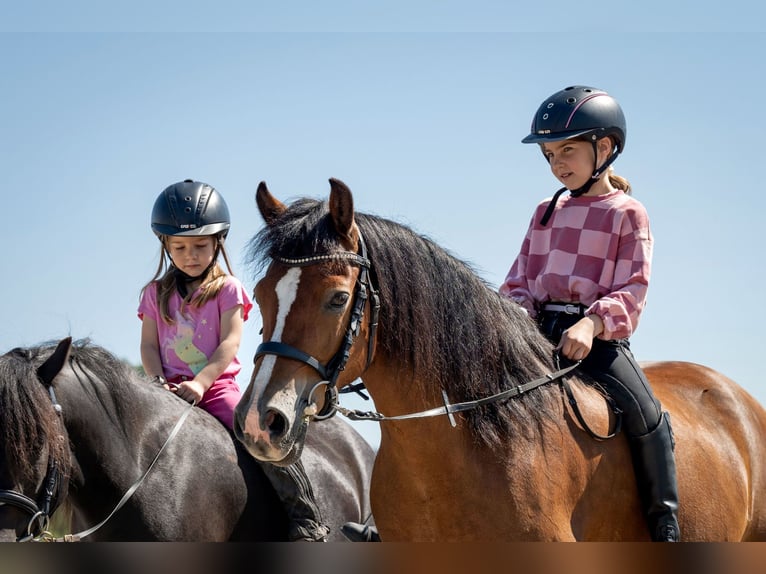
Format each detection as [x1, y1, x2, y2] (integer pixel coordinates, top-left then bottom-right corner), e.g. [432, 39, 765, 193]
[606, 167, 631, 195]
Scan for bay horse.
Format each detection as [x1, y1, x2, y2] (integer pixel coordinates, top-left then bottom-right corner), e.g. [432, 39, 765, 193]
[0, 337, 374, 542]
[234, 177, 766, 541]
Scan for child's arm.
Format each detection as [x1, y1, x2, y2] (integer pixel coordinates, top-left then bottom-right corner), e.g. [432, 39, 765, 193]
[175, 304, 246, 404]
[140, 316, 165, 378]
[557, 314, 605, 361]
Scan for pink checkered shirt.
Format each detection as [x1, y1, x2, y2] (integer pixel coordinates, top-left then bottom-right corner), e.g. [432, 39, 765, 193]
[500, 189, 652, 340]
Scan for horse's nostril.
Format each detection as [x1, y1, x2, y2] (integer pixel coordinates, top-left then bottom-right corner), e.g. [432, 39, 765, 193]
[265, 410, 287, 438]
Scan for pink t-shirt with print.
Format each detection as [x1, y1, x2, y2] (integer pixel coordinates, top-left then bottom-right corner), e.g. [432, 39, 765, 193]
[138, 275, 253, 383]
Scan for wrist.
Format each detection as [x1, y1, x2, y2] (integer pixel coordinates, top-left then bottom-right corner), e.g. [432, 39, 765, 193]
[585, 314, 604, 337]
[195, 378, 213, 393]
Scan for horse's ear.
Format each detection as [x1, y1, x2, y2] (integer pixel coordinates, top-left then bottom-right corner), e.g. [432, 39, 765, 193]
[328, 178, 355, 240]
[37, 337, 72, 386]
[256, 181, 287, 225]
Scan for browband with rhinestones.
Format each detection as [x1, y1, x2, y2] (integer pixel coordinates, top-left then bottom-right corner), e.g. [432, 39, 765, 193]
[274, 252, 370, 268]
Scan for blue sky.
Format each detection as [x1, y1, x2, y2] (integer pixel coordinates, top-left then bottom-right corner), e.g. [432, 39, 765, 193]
[2, 10, 764, 450]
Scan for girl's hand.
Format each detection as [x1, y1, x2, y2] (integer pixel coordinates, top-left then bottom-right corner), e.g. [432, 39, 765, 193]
[557, 315, 602, 361]
[169, 379, 206, 405]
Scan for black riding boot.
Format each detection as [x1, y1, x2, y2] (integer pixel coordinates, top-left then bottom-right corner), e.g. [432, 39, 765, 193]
[629, 412, 681, 542]
[341, 521, 381, 542]
[260, 460, 330, 541]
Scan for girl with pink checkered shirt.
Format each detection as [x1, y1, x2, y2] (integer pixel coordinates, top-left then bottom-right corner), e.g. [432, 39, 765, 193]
[500, 86, 679, 542]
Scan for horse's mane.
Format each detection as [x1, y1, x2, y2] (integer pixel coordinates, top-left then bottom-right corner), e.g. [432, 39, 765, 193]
[65, 340, 150, 422]
[247, 198, 566, 448]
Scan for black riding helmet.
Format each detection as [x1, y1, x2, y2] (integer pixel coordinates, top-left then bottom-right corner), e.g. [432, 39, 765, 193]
[151, 179, 231, 238]
[522, 86, 627, 225]
[522, 85, 626, 150]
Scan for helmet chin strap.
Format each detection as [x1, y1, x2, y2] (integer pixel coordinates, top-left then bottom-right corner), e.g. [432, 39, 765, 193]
[539, 142, 621, 226]
[172, 264, 215, 298]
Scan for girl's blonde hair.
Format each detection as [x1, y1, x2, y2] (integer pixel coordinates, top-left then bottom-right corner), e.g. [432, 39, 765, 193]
[141, 235, 237, 325]
[607, 165, 632, 195]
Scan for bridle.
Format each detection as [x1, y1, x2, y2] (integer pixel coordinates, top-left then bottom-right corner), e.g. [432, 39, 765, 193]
[254, 231, 380, 420]
[0, 460, 62, 542]
[0, 386, 65, 542]
[2, 360, 196, 542]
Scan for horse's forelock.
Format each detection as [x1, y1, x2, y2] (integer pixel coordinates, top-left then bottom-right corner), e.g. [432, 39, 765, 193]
[0, 344, 68, 484]
[247, 197, 344, 276]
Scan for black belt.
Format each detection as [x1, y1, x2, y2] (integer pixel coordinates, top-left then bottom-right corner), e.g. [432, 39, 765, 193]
[542, 302, 586, 316]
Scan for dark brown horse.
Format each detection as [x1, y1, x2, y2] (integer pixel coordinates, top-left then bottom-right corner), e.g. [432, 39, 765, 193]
[0, 337, 374, 542]
[234, 178, 766, 541]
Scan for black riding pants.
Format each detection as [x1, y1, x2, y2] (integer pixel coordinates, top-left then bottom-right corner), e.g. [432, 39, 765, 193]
[539, 309, 662, 437]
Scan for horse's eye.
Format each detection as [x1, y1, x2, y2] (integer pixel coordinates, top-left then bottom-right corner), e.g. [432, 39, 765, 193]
[329, 292, 350, 309]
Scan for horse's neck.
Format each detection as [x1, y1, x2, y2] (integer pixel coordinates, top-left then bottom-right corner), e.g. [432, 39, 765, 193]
[59, 374, 162, 464]
[360, 364, 442, 421]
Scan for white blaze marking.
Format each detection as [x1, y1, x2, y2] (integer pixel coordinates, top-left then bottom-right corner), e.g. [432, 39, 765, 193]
[252, 267, 301, 396]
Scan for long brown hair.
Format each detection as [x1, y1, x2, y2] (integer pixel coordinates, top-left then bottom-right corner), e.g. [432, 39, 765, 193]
[141, 235, 237, 324]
